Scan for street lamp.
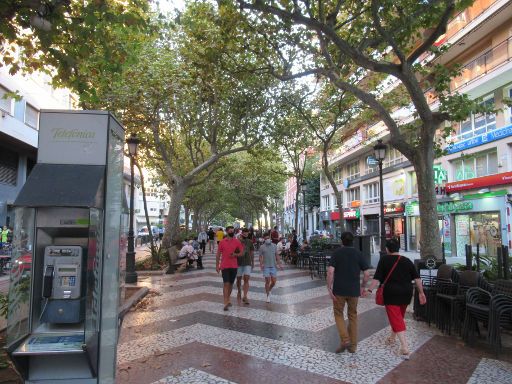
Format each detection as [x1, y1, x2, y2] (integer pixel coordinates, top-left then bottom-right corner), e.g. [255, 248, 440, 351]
[373, 139, 387, 255]
[300, 181, 308, 242]
[126, 133, 140, 284]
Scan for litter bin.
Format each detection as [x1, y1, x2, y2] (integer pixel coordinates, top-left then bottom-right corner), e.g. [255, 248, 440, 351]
[354, 235, 371, 268]
[413, 259, 444, 321]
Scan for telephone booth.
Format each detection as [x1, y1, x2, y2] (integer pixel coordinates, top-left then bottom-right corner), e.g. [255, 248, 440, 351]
[6, 110, 126, 383]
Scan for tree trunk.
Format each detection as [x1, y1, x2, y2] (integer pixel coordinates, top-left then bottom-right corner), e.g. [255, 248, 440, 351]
[135, 162, 158, 267]
[162, 182, 188, 249]
[411, 143, 442, 260]
[264, 210, 269, 232]
[321, 142, 345, 237]
[294, 187, 300, 232]
[192, 209, 199, 232]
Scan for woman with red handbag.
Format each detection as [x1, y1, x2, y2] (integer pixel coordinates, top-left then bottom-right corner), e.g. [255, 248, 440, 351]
[365, 238, 426, 359]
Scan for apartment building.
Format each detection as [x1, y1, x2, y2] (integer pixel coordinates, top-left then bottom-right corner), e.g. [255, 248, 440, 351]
[0, 68, 77, 227]
[319, 0, 512, 263]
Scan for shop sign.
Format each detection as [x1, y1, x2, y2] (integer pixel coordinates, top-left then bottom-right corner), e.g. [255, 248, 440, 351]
[445, 171, 512, 192]
[437, 201, 473, 213]
[343, 209, 360, 220]
[367, 156, 379, 166]
[321, 211, 330, 221]
[351, 200, 361, 208]
[330, 211, 340, 220]
[405, 201, 473, 216]
[384, 204, 405, 215]
[383, 175, 406, 201]
[446, 124, 512, 154]
[433, 165, 448, 185]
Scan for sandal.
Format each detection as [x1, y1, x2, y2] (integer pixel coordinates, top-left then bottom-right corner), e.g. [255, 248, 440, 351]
[398, 348, 410, 360]
[384, 337, 396, 346]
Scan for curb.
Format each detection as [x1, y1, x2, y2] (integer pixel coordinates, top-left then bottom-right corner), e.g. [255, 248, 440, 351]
[118, 286, 149, 321]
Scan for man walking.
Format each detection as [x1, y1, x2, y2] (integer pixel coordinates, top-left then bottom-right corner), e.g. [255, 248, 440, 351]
[236, 228, 255, 304]
[207, 227, 215, 253]
[216, 227, 224, 247]
[259, 232, 282, 303]
[216, 226, 243, 311]
[327, 232, 369, 354]
[270, 226, 280, 244]
[197, 228, 208, 269]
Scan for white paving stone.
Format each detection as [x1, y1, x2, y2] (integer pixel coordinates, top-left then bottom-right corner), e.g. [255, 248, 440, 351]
[123, 298, 377, 331]
[118, 322, 436, 384]
[151, 368, 237, 384]
[467, 358, 512, 384]
[168, 275, 314, 288]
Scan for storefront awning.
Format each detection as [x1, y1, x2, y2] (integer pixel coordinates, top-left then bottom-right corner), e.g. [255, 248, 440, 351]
[14, 164, 104, 208]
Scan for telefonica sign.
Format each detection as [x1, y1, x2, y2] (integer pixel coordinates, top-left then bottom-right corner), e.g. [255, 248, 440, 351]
[51, 128, 96, 140]
[38, 111, 110, 166]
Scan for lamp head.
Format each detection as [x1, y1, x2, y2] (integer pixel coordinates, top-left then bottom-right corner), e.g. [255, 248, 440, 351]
[127, 133, 140, 156]
[373, 139, 387, 161]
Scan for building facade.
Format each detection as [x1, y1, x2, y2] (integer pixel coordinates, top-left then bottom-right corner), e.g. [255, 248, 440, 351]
[319, 0, 512, 263]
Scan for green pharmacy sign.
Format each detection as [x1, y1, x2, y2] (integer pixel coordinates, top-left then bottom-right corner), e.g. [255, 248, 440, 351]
[437, 201, 473, 213]
[433, 164, 448, 185]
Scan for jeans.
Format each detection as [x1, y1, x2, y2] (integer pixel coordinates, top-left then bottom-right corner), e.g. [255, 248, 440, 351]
[333, 295, 359, 348]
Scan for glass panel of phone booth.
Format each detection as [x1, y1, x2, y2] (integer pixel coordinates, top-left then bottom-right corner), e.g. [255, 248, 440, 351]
[7, 207, 35, 348]
[84, 208, 103, 375]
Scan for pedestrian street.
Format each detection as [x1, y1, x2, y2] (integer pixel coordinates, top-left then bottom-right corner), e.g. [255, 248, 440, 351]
[117, 252, 512, 384]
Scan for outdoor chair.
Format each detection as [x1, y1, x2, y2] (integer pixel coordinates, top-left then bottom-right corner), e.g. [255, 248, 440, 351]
[436, 270, 480, 335]
[414, 264, 453, 325]
[463, 279, 512, 354]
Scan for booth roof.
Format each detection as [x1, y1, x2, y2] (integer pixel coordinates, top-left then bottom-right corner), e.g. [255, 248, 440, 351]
[14, 164, 104, 208]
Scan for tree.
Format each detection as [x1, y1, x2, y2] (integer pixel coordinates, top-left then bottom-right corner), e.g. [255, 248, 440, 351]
[1, 0, 151, 106]
[237, 0, 478, 259]
[93, 3, 280, 264]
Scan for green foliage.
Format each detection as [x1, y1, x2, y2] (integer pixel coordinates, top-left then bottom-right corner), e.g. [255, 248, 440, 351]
[453, 255, 512, 282]
[310, 237, 331, 250]
[0, 293, 8, 318]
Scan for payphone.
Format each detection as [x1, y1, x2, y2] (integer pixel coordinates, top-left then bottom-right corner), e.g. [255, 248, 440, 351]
[6, 110, 126, 383]
[41, 246, 86, 324]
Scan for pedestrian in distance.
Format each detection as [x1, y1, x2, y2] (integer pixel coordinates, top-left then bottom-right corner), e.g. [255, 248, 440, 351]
[327, 231, 370, 354]
[259, 231, 283, 303]
[216, 227, 225, 247]
[198, 227, 208, 257]
[207, 227, 215, 253]
[270, 226, 280, 244]
[236, 228, 255, 305]
[366, 238, 426, 360]
[216, 226, 243, 311]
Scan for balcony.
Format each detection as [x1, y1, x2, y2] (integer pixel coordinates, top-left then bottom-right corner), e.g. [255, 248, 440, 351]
[451, 36, 512, 91]
[442, 0, 498, 43]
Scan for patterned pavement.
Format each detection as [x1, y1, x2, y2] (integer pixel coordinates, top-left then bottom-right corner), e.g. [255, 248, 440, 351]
[117, 252, 512, 384]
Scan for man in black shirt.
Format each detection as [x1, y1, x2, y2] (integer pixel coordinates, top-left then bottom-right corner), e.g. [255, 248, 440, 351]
[327, 232, 369, 353]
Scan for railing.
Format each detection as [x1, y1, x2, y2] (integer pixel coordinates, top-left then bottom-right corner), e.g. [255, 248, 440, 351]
[443, 0, 498, 42]
[451, 35, 512, 91]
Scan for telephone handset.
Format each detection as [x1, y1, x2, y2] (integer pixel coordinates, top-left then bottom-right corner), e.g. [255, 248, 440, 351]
[42, 265, 54, 298]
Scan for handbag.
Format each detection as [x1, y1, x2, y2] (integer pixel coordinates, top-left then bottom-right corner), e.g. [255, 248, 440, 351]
[375, 255, 401, 306]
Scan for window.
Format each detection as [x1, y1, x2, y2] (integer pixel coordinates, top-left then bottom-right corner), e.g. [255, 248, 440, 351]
[322, 195, 331, 211]
[452, 150, 498, 181]
[385, 148, 405, 168]
[0, 86, 12, 114]
[0, 147, 19, 186]
[346, 187, 360, 205]
[364, 182, 380, 204]
[508, 88, 512, 124]
[332, 166, 343, 184]
[25, 103, 39, 129]
[456, 94, 496, 140]
[346, 160, 360, 180]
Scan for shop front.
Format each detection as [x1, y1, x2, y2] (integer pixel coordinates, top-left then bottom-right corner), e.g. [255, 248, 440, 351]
[405, 193, 508, 260]
[384, 203, 406, 249]
[342, 208, 360, 234]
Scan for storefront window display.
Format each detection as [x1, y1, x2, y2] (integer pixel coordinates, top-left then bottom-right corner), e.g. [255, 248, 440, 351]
[454, 212, 501, 257]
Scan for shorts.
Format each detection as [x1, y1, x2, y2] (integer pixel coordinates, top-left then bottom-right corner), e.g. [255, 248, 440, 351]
[237, 265, 252, 277]
[263, 266, 277, 278]
[221, 268, 238, 284]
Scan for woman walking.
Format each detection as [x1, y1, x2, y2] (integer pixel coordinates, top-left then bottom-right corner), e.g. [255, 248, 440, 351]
[365, 238, 426, 359]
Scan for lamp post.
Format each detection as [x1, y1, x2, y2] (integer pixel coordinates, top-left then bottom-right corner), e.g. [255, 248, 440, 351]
[126, 133, 140, 284]
[300, 181, 308, 242]
[373, 139, 387, 255]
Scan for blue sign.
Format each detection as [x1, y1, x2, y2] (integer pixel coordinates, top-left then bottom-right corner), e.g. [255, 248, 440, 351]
[343, 179, 350, 188]
[446, 124, 512, 154]
[366, 156, 379, 165]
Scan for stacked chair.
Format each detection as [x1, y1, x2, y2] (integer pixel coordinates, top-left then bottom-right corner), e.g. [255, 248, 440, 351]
[463, 279, 512, 354]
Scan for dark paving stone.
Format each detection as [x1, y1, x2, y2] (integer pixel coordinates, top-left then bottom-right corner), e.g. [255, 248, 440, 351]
[117, 341, 347, 384]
